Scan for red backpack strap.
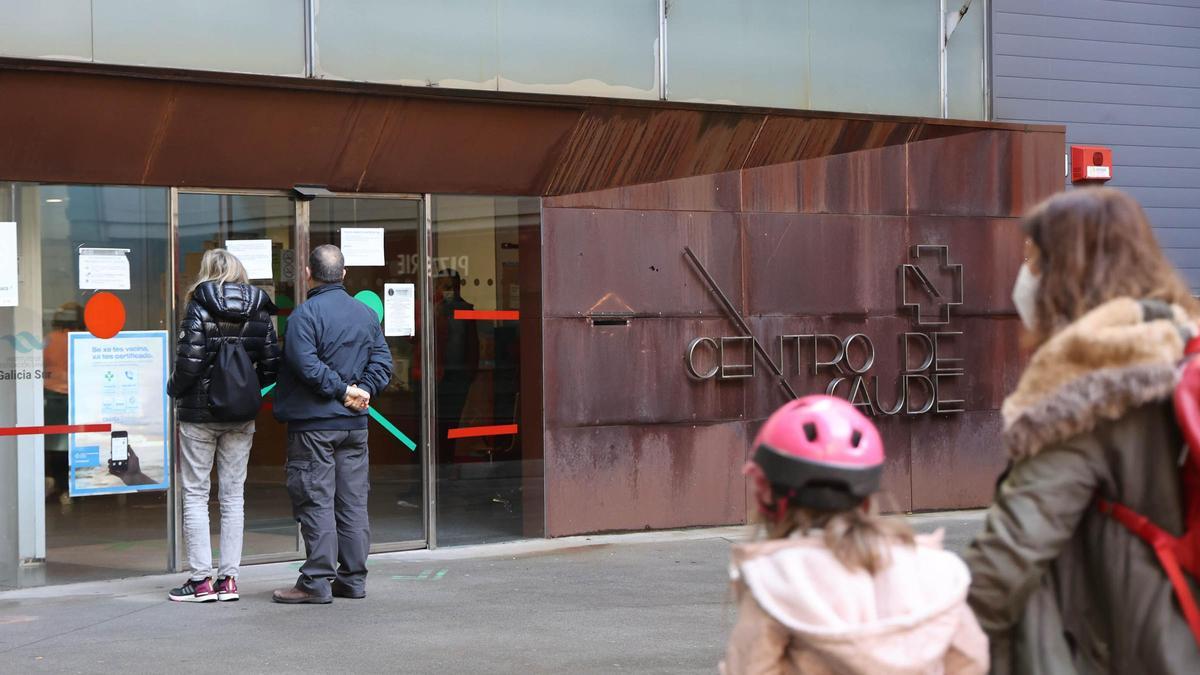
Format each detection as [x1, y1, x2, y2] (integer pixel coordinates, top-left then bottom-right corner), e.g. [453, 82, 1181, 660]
[1098, 499, 1200, 645]
[1175, 353, 1200, 527]
[1158, 544, 1200, 647]
[1096, 323, 1200, 645]
[1174, 353, 1200, 474]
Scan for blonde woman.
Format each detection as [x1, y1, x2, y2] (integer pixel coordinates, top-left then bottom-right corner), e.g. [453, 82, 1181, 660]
[167, 248, 281, 602]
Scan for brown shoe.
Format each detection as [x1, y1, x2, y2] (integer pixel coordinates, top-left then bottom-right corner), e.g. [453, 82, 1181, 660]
[272, 585, 332, 604]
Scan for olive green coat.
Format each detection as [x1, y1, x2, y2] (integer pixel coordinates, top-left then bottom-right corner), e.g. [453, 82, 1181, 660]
[964, 298, 1200, 674]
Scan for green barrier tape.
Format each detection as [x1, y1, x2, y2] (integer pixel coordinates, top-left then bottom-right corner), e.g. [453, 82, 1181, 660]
[368, 406, 418, 451]
[259, 382, 415, 452]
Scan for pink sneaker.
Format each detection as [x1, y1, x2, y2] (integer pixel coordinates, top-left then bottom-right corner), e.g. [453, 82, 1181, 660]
[215, 576, 239, 602]
[168, 577, 217, 603]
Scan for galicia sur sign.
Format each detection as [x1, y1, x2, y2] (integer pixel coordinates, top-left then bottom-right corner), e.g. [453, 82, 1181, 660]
[0, 368, 45, 381]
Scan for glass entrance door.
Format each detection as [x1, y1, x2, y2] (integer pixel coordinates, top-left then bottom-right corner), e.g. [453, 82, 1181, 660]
[309, 196, 426, 549]
[174, 191, 304, 562]
[171, 190, 428, 567]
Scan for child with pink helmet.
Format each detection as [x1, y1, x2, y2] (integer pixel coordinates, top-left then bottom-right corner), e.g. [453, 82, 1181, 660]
[721, 395, 988, 675]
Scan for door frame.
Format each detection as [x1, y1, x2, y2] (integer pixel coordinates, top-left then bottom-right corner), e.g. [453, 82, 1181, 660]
[168, 188, 433, 571]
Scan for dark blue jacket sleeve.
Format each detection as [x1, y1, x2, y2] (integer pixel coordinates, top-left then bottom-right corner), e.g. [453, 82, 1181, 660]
[284, 310, 349, 401]
[358, 322, 393, 397]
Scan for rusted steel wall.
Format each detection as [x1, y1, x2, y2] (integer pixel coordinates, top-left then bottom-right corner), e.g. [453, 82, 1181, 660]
[0, 63, 1047, 197]
[540, 128, 1064, 537]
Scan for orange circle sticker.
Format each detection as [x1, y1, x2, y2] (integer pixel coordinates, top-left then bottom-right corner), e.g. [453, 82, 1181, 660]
[84, 292, 126, 339]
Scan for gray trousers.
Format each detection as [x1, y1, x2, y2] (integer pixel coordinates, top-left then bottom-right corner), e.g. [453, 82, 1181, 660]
[179, 420, 255, 581]
[285, 429, 371, 596]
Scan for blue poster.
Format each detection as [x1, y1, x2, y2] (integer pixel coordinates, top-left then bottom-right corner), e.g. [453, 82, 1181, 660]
[68, 330, 170, 496]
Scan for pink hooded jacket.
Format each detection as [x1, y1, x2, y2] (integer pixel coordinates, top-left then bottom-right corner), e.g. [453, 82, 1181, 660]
[721, 532, 988, 675]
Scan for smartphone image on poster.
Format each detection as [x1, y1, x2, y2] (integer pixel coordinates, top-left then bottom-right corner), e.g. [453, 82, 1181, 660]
[109, 430, 129, 472]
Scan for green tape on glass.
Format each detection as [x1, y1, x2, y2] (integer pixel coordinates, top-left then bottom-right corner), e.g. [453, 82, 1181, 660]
[368, 406, 417, 451]
[259, 381, 414, 452]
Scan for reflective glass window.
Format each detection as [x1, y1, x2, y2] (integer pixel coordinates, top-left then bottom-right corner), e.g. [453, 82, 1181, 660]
[315, 0, 498, 89]
[666, 0, 810, 108]
[0, 0, 92, 62]
[0, 183, 170, 589]
[92, 0, 305, 76]
[498, 0, 660, 98]
[431, 195, 542, 544]
[809, 0, 941, 117]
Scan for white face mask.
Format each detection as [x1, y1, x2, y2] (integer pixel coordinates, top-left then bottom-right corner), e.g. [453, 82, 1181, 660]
[1012, 263, 1040, 330]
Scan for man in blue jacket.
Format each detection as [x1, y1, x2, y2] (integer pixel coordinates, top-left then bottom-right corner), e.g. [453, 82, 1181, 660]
[272, 244, 392, 604]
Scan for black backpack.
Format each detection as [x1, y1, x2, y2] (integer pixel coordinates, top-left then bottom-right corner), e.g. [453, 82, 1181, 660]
[208, 320, 261, 420]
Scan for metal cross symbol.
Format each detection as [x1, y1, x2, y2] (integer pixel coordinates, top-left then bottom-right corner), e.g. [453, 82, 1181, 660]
[899, 245, 964, 326]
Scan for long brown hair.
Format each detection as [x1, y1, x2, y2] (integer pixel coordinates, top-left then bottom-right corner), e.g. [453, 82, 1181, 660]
[1024, 187, 1198, 344]
[760, 500, 915, 575]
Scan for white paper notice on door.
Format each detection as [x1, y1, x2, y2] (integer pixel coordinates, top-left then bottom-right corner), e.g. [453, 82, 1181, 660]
[0, 222, 18, 306]
[225, 239, 273, 279]
[384, 283, 415, 337]
[341, 228, 385, 267]
[78, 247, 131, 290]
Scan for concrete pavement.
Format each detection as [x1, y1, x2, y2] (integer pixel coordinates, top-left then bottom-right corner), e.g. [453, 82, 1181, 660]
[0, 511, 985, 674]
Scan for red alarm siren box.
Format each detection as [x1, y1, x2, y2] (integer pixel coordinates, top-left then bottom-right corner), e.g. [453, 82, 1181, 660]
[1070, 145, 1113, 183]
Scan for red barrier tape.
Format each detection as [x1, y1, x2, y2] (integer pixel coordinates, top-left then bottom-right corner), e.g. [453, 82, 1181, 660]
[447, 424, 519, 440]
[453, 310, 520, 321]
[0, 423, 112, 437]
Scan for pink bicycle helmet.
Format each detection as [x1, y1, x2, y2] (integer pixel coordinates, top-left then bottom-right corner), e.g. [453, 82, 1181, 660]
[750, 395, 885, 512]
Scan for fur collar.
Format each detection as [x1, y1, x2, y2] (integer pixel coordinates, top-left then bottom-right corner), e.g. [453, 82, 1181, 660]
[1002, 298, 1189, 459]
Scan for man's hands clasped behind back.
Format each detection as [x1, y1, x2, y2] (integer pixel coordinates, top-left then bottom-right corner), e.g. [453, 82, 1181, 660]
[343, 384, 371, 411]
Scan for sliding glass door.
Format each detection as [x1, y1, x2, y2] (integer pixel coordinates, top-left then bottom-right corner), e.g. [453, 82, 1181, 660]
[174, 191, 305, 562]
[308, 196, 426, 550]
[172, 191, 429, 565]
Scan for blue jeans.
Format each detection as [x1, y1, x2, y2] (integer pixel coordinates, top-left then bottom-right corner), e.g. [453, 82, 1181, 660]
[179, 421, 255, 580]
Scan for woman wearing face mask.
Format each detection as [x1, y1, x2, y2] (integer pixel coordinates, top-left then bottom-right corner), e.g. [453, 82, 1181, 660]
[964, 187, 1200, 673]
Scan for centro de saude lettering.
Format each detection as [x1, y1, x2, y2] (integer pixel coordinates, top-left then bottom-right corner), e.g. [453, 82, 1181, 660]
[685, 330, 965, 416]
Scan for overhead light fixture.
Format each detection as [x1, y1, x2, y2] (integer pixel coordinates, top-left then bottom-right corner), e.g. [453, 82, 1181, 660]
[291, 185, 333, 201]
[45, 198, 64, 203]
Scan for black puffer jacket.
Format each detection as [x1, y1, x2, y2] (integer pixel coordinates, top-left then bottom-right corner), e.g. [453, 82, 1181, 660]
[168, 282, 281, 423]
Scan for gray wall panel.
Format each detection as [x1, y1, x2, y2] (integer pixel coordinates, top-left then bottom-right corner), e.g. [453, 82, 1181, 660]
[1057, 122, 1200, 149]
[1116, 166, 1200, 187]
[1166, 248, 1200, 271]
[1154, 228, 1200, 248]
[995, 33, 1200, 67]
[999, 0, 1200, 27]
[996, 76, 1200, 108]
[1126, 187, 1200, 209]
[995, 54, 1200, 88]
[1109, 145, 1200, 169]
[996, 98, 1200, 127]
[1144, 209, 1198, 229]
[995, 11, 1200, 48]
[994, 0, 1200, 289]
